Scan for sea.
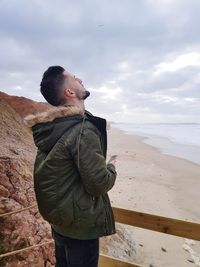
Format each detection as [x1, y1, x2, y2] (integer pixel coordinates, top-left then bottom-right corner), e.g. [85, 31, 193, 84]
[111, 123, 200, 165]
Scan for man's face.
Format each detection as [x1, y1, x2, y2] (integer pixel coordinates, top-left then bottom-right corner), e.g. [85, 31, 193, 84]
[63, 70, 90, 100]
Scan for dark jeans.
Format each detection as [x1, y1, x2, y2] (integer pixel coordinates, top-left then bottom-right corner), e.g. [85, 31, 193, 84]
[51, 227, 99, 267]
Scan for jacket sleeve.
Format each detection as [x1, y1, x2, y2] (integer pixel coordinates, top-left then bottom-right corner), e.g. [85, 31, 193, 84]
[72, 127, 117, 197]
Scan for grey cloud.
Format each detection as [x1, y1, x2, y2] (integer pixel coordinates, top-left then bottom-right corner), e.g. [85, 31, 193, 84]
[0, 0, 200, 122]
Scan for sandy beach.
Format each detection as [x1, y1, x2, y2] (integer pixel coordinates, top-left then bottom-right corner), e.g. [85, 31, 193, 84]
[106, 127, 200, 267]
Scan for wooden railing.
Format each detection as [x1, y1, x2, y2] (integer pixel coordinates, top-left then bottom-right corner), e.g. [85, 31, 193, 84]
[1, 205, 200, 266]
[98, 207, 200, 267]
[99, 253, 140, 267]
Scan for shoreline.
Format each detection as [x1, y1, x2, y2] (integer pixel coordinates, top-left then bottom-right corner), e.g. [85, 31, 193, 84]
[112, 124, 200, 165]
[107, 126, 200, 266]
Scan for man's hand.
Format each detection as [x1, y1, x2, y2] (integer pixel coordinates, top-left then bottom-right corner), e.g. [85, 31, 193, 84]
[108, 155, 117, 166]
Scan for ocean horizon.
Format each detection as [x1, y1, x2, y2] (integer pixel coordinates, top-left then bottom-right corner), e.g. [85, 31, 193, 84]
[111, 123, 200, 165]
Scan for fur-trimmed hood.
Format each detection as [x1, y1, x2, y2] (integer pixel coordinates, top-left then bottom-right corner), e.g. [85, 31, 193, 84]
[24, 104, 84, 128]
[24, 105, 85, 152]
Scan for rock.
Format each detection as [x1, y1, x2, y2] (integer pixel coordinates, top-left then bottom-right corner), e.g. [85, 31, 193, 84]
[100, 223, 137, 263]
[161, 247, 167, 252]
[0, 99, 55, 267]
[187, 259, 195, 263]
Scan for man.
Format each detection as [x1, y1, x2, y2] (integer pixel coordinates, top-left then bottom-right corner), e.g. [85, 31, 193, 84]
[24, 66, 117, 267]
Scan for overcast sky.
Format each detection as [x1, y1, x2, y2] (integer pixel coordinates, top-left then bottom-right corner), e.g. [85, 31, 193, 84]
[0, 0, 200, 123]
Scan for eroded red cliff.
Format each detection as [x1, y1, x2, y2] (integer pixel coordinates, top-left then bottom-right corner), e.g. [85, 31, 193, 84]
[0, 91, 51, 118]
[0, 99, 55, 267]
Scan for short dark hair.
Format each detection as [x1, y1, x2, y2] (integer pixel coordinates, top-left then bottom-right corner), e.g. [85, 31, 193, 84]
[40, 66, 66, 106]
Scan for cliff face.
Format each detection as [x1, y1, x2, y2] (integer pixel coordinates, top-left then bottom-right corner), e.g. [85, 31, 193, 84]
[0, 91, 51, 118]
[0, 99, 55, 267]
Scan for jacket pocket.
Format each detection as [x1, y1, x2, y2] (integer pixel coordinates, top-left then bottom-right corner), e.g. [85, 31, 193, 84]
[73, 191, 106, 228]
[76, 192, 93, 210]
[73, 191, 96, 227]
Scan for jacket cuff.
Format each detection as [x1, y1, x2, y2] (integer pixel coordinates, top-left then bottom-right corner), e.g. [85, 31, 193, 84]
[107, 163, 117, 174]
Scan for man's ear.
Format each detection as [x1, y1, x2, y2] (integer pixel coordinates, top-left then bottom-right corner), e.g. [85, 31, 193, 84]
[64, 88, 76, 98]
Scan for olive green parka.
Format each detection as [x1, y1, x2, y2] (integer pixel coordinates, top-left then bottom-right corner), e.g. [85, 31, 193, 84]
[24, 105, 117, 240]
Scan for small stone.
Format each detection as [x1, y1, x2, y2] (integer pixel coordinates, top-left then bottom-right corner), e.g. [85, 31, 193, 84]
[161, 247, 167, 252]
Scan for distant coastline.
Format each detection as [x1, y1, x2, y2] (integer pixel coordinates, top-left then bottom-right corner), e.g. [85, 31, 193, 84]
[111, 123, 200, 165]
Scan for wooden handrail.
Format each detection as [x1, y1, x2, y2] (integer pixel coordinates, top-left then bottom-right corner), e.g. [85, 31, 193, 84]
[113, 207, 200, 241]
[1, 203, 200, 267]
[99, 254, 142, 267]
[2, 203, 200, 241]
